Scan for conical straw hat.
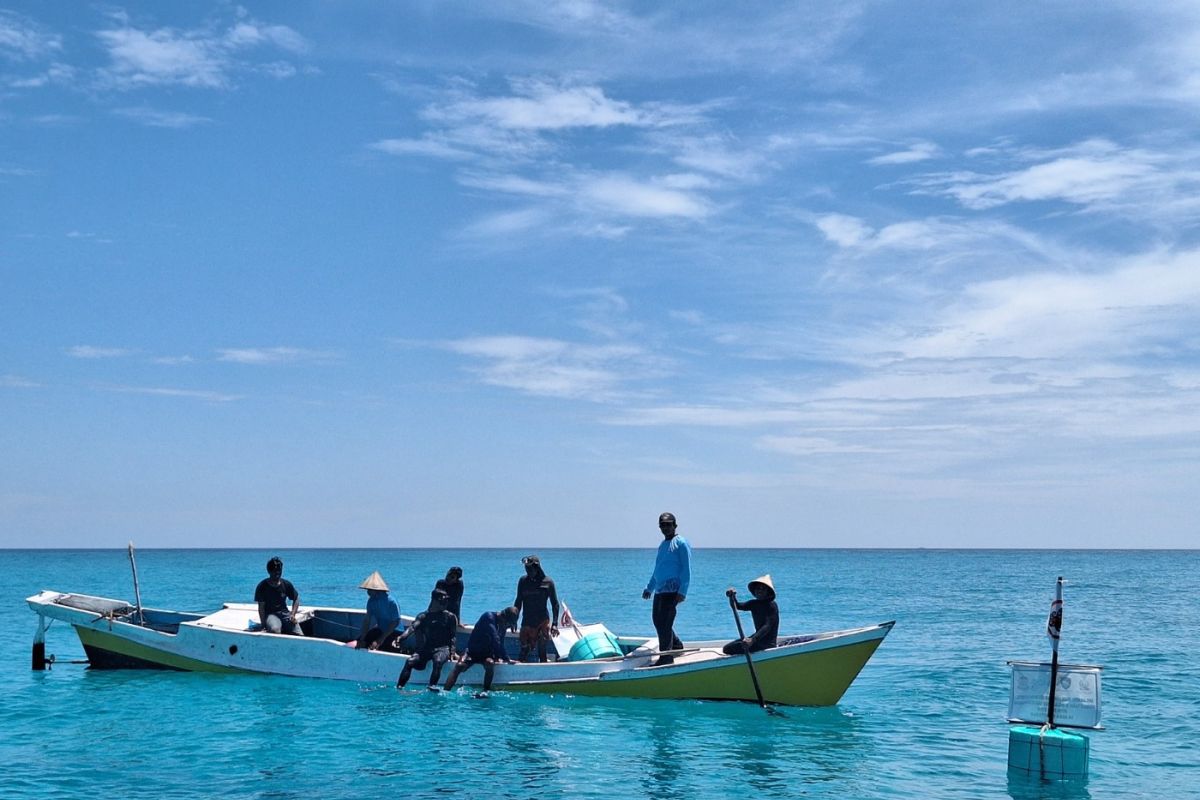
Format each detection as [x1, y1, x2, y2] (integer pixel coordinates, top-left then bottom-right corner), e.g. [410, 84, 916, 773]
[359, 570, 389, 591]
[748, 574, 776, 599]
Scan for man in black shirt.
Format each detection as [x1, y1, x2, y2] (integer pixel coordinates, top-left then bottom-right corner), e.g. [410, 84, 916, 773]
[396, 589, 460, 689]
[513, 555, 559, 662]
[254, 556, 303, 635]
[434, 566, 464, 619]
[723, 574, 778, 655]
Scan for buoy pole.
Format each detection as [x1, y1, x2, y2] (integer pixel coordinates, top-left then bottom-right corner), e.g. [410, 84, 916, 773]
[1046, 576, 1064, 728]
[128, 541, 145, 625]
[32, 614, 47, 670]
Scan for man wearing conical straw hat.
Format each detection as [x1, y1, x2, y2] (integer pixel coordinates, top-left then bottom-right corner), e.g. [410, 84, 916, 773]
[723, 574, 779, 656]
[355, 570, 403, 651]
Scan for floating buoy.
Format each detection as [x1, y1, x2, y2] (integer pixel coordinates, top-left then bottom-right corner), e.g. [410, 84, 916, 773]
[1007, 725, 1089, 778]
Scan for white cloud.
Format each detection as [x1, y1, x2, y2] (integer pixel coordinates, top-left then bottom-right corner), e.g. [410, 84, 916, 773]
[0, 10, 62, 61]
[1, 374, 40, 389]
[96, 16, 308, 90]
[580, 174, 711, 219]
[815, 213, 872, 247]
[894, 248, 1200, 360]
[68, 345, 131, 359]
[606, 405, 808, 427]
[462, 208, 550, 237]
[108, 385, 240, 402]
[911, 139, 1195, 212]
[115, 107, 213, 129]
[868, 141, 940, 165]
[426, 82, 666, 131]
[216, 347, 335, 364]
[444, 335, 649, 399]
[370, 137, 476, 161]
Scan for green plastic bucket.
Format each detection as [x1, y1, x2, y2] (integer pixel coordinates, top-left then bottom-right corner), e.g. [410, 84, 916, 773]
[567, 630, 622, 661]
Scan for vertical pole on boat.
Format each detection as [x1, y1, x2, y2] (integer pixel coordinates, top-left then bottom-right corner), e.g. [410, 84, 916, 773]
[32, 613, 48, 670]
[1045, 576, 1064, 728]
[128, 540, 145, 625]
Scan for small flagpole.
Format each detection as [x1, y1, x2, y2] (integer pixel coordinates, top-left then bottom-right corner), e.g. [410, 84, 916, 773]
[128, 541, 145, 625]
[1046, 576, 1064, 728]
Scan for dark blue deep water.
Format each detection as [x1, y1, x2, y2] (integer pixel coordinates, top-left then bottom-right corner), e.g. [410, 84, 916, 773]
[1, 548, 1196, 799]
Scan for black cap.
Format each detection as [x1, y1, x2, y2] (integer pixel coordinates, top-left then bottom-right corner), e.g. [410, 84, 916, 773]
[431, 588, 449, 601]
[658, 512, 676, 525]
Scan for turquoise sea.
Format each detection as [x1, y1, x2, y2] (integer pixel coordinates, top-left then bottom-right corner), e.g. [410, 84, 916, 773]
[1, 548, 1196, 799]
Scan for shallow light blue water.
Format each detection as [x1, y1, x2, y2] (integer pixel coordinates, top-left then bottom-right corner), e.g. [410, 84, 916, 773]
[1, 549, 1196, 799]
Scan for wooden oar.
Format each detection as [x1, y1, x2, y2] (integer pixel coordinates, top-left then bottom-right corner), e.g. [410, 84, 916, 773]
[727, 591, 777, 714]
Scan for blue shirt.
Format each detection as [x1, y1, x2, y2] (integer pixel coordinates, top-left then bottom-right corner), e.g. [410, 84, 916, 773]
[465, 611, 508, 660]
[366, 593, 400, 631]
[645, 535, 691, 597]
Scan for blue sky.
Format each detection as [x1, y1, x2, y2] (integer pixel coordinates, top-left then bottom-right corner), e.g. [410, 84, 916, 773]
[2, 2, 1198, 548]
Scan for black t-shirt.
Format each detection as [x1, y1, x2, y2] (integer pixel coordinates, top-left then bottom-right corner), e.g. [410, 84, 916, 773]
[254, 577, 297, 619]
[736, 597, 779, 648]
[434, 578, 464, 618]
[514, 575, 557, 627]
[412, 609, 459, 651]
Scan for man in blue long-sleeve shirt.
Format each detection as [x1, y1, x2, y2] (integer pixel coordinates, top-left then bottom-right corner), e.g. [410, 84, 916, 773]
[642, 511, 691, 666]
[442, 606, 518, 692]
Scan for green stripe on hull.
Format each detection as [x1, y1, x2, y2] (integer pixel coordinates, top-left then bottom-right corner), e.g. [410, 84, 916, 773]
[512, 638, 885, 706]
[75, 625, 249, 674]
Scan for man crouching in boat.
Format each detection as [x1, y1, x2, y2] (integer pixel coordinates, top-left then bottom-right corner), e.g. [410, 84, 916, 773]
[395, 588, 459, 689]
[256, 556, 303, 635]
[723, 575, 778, 655]
[442, 605, 518, 693]
[355, 571, 402, 651]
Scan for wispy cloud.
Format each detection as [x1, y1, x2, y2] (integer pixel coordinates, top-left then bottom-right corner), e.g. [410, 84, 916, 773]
[216, 347, 336, 365]
[908, 139, 1199, 213]
[1, 374, 40, 389]
[0, 10, 62, 61]
[888, 248, 1200, 361]
[67, 345, 132, 359]
[114, 107, 213, 129]
[96, 13, 308, 90]
[443, 335, 653, 400]
[106, 385, 241, 402]
[868, 141, 940, 165]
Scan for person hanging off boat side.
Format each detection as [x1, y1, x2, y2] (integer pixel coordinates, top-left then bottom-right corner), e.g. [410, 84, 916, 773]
[642, 512, 691, 666]
[396, 588, 459, 689]
[435, 566, 464, 619]
[442, 605, 518, 693]
[723, 575, 779, 655]
[513, 554, 560, 662]
[355, 571, 402, 651]
[255, 556, 303, 635]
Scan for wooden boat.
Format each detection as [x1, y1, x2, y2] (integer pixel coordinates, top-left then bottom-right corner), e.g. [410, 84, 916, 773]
[27, 589, 892, 706]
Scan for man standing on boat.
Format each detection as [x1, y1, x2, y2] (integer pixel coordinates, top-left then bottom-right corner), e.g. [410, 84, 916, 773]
[255, 556, 303, 635]
[355, 570, 402, 651]
[513, 555, 560, 662]
[435, 566, 464, 619]
[642, 512, 691, 665]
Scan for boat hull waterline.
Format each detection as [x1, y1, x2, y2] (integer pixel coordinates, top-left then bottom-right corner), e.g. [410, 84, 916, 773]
[28, 590, 893, 706]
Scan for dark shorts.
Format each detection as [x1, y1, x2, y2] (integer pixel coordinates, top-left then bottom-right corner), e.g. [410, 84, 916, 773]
[409, 646, 451, 670]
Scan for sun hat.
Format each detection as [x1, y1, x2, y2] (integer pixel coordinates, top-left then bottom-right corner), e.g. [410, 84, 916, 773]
[359, 571, 389, 591]
[748, 574, 776, 600]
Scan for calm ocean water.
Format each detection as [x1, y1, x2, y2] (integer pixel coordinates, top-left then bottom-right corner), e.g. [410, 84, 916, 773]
[1, 548, 1196, 799]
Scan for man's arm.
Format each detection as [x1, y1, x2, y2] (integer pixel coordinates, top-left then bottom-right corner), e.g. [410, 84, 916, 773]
[676, 540, 691, 599]
[548, 579, 560, 634]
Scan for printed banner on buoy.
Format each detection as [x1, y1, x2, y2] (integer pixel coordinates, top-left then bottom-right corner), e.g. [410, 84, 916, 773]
[1007, 660, 1103, 729]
